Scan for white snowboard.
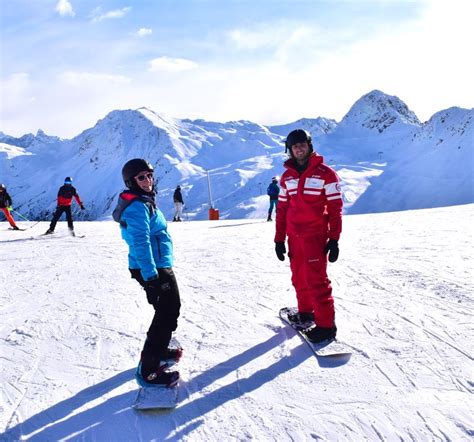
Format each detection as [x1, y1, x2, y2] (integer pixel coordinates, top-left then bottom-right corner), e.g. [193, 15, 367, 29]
[279, 307, 352, 360]
[133, 337, 182, 410]
[133, 384, 179, 410]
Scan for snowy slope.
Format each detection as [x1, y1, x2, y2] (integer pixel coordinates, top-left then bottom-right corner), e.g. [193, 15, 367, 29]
[1, 205, 473, 440]
[0, 90, 473, 221]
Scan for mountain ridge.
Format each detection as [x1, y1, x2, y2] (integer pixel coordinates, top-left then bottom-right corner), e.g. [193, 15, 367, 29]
[0, 90, 472, 221]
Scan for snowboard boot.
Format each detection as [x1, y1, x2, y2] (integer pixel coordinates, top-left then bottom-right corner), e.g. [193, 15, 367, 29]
[12, 226, 20, 230]
[164, 346, 183, 365]
[305, 325, 337, 343]
[287, 311, 314, 330]
[45, 228, 54, 235]
[267, 215, 272, 221]
[138, 356, 179, 387]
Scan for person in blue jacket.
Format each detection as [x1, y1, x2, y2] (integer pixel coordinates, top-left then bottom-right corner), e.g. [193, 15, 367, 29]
[113, 158, 182, 387]
[266, 177, 280, 221]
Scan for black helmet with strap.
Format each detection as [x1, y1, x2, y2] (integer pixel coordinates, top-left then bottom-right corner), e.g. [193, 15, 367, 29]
[122, 158, 154, 190]
[285, 129, 313, 156]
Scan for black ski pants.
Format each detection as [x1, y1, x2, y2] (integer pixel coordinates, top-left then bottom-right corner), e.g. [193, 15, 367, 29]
[49, 205, 74, 230]
[130, 267, 181, 362]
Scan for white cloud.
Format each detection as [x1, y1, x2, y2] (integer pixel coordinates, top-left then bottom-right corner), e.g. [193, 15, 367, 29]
[148, 57, 198, 73]
[91, 6, 131, 23]
[56, 0, 75, 17]
[3, 0, 473, 138]
[136, 28, 152, 37]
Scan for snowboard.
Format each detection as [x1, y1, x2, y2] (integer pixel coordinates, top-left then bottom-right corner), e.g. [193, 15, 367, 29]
[279, 307, 352, 359]
[133, 382, 179, 410]
[133, 339, 182, 410]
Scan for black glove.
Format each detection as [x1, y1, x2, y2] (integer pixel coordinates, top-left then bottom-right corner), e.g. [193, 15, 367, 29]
[144, 276, 161, 304]
[324, 239, 339, 263]
[275, 242, 286, 261]
[144, 274, 172, 305]
[129, 268, 144, 284]
[80, 204, 85, 210]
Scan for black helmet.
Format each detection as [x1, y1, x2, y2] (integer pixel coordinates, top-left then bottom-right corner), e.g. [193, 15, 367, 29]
[122, 158, 154, 189]
[272, 176, 278, 182]
[285, 129, 313, 155]
[0, 183, 5, 191]
[64, 177, 72, 184]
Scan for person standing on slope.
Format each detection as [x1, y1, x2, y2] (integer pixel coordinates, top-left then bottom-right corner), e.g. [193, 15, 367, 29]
[0, 184, 20, 230]
[45, 177, 85, 235]
[274, 129, 343, 343]
[113, 158, 182, 387]
[173, 185, 184, 222]
[266, 177, 280, 221]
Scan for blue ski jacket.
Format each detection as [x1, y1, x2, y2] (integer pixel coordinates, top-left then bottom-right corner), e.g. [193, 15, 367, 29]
[114, 191, 173, 281]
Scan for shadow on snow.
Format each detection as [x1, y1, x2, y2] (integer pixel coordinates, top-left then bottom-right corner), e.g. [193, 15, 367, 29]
[2, 329, 328, 441]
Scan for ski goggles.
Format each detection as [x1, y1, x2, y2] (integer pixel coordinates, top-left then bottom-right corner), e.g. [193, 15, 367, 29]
[135, 172, 154, 182]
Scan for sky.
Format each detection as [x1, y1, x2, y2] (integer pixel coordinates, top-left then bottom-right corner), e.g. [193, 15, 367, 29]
[1, 0, 473, 138]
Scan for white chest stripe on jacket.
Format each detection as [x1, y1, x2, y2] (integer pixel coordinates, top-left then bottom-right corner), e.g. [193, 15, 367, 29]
[305, 177, 324, 189]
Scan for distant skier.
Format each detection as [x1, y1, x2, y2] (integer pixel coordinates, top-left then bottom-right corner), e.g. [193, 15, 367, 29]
[274, 129, 343, 343]
[113, 158, 182, 387]
[45, 177, 85, 235]
[0, 184, 20, 230]
[266, 177, 280, 221]
[173, 185, 184, 222]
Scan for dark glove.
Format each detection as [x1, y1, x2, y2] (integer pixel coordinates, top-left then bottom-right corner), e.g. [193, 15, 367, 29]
[144, 276, 160, 304]
[324, 239, 339, 263]
[129, 268, 144, 285]
[144, 275, 172, 305]
[275, 242, 287, 261]
[80, 204, 85, 210]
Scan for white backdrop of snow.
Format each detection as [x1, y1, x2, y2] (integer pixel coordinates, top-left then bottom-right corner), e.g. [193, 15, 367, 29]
[0, 204, 473, 440]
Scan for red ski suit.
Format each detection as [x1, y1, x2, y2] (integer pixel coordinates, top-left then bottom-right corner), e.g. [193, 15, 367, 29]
[275, 153, 343, 328]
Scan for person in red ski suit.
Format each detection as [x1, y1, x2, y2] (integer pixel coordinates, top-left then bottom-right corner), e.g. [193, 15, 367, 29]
[0, 184, 20, 230]
[274, 129, 343, 343]
[45, 177, 85, 234]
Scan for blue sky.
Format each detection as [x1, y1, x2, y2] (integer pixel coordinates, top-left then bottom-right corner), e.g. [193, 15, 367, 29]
[1, 0, 473, 137]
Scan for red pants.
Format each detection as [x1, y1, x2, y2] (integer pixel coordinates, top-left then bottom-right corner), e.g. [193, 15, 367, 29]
[288, 234, 335, 328]
[1, 208, 17, 228]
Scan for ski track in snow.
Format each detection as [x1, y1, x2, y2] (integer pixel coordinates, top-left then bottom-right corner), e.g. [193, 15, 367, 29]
[0, 205, 473, 441]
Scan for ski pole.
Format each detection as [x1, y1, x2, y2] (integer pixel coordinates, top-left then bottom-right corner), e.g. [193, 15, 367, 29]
[25, 220, 43, 229]
[11, 209, 30, 222]
[11, 208, 43, 230]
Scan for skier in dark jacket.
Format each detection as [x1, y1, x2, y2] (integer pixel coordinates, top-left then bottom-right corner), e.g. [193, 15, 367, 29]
[45, 177, 84, 235]
[113, 158, 182, 387]
[0, 184, 20, 230]
[266, 177, 280, 221]
[173, 185, 184, 222]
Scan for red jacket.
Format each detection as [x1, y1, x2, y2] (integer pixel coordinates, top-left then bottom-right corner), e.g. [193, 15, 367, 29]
[57, 184, 83, 207]
[275, 153, 343, 242]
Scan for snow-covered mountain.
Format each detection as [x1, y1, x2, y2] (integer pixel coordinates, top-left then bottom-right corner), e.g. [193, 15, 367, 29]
[0, 90, 472, 221]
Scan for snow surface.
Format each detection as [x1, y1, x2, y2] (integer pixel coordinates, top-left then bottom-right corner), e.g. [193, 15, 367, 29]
[1, 204, 473, 441]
